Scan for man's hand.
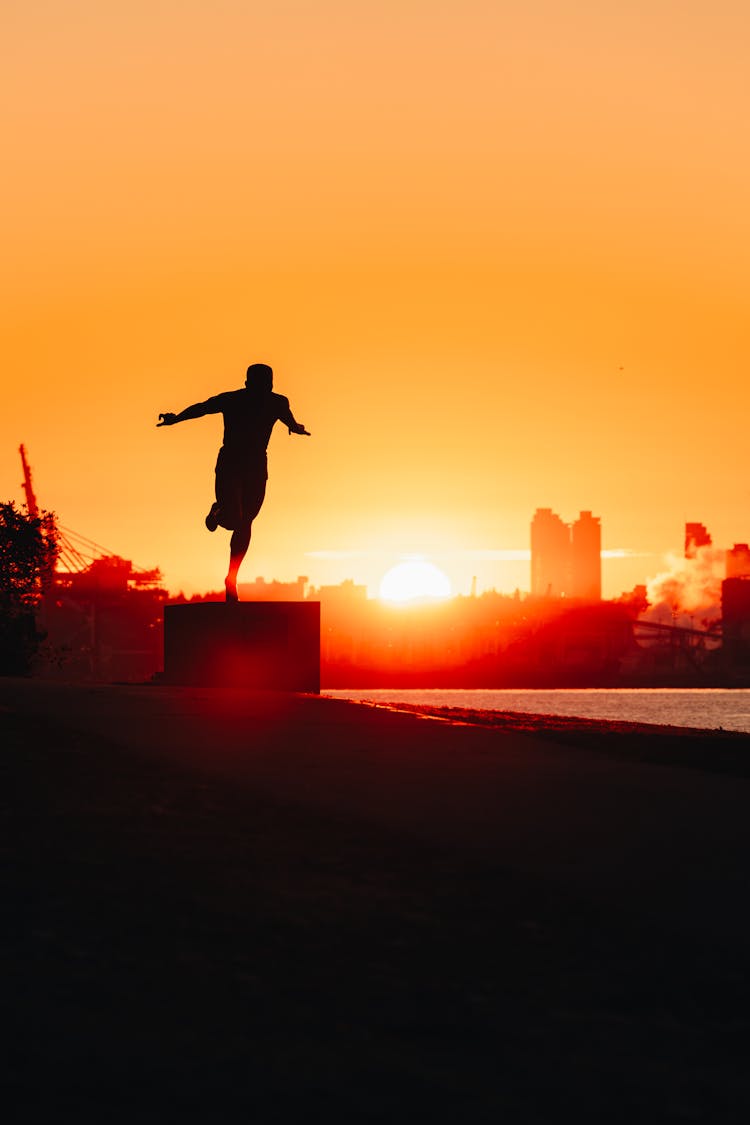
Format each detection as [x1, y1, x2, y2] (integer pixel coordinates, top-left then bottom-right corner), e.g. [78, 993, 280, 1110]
[157, 413, 177, 427]
[288, 422, 311, 436]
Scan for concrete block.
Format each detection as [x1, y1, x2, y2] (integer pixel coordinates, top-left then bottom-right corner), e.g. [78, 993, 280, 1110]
[164, 602, 320, 692]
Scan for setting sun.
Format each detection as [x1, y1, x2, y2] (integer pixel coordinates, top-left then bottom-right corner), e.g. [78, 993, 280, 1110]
[379, 560, 452, 603]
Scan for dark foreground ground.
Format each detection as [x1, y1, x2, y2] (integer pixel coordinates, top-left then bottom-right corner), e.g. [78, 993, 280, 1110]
[3, 680, 750, 1123]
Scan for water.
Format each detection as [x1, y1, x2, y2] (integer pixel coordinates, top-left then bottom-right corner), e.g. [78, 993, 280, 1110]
[324, 688, 750, 734]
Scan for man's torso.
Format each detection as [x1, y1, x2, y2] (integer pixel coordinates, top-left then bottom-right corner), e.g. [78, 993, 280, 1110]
[208, 389, 288, 458]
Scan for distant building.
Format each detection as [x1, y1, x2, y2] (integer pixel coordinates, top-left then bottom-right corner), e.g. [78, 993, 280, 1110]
[238, 575, 308, 601]
[314, 578, 368, 607]
[726, 543, 750, 580]
[570, 511, 602, 601]
[685, 522, 712, 558]
[530, 508, 601, 601]
[531, 509, 570, 597]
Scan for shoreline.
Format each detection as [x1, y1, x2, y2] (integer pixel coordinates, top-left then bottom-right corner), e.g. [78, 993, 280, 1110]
[351, 697, 750, 737]
[354, 699, 750, 778]
[326, 684, 750, 737]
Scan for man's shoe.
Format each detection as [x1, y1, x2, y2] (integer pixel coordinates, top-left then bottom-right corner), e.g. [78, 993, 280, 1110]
[205, 503, 221, 532]
[225, 578, 239, 603]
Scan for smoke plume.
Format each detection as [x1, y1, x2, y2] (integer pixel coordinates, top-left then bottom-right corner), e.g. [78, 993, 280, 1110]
[646, 545, 725, 621]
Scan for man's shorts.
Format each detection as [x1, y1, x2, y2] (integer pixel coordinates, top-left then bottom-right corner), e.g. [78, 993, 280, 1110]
[214, 448, 267, 531]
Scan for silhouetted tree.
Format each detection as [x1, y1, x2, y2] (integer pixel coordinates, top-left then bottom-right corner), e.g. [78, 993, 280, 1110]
[0, 502, 59, 674]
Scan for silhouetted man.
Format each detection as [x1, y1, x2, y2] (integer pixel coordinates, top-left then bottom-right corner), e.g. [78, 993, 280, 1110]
[158, 363, 310, 602]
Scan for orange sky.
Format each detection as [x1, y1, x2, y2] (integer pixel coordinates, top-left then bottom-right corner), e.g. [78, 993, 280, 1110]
[3, 1, 749, 598]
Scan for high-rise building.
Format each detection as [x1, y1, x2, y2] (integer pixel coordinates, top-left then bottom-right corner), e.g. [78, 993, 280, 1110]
[531, 509, 570, 597]
[726, 543, 750, 579]
[530, 508, 601, 600]
[570, 510, 602, 601]
[685, 522, 712, 558]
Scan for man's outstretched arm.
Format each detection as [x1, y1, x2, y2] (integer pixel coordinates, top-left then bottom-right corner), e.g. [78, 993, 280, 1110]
[157, 398, 221, 427]
[278, 397, 311, 436]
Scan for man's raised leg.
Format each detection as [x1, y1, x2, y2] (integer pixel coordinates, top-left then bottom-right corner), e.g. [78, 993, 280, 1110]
[205, 503, 221, 532]
[225, 522, 252, 603]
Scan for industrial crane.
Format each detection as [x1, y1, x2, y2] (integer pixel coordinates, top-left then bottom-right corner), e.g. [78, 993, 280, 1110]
[19, 443, 39, 519]
[17, 445, 165, 682]
[18, 445, 161, 583]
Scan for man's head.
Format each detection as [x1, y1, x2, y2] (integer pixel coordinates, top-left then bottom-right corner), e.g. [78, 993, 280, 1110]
[246, 363, 273, 393]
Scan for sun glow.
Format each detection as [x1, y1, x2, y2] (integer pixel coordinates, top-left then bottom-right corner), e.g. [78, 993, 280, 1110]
[379, 560, 452, 603]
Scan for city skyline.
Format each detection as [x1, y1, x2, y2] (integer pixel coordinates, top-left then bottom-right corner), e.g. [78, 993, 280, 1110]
[26, 506, 750, 685]
[218, 508, 750, 610]
[5, 450, 749, 603]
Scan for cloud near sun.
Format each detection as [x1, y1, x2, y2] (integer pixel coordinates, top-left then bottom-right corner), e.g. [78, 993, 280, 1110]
[307, 548, 648, 562]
